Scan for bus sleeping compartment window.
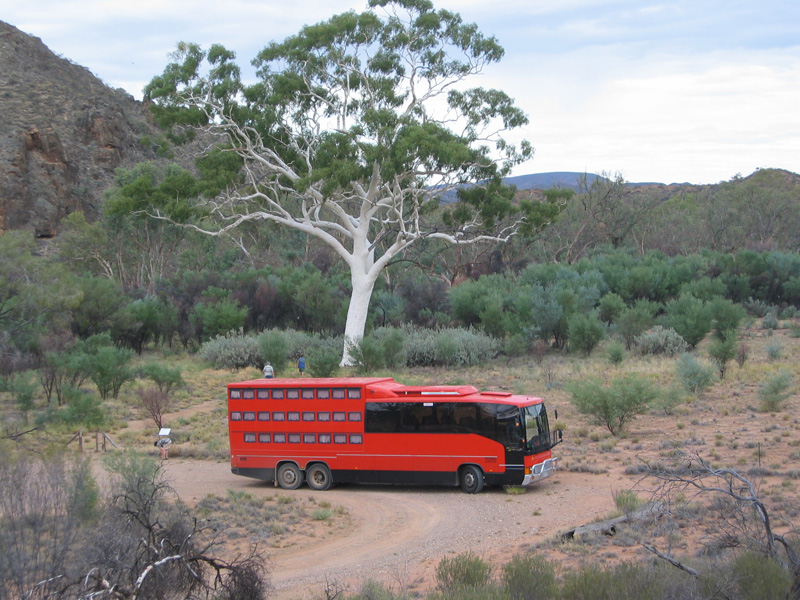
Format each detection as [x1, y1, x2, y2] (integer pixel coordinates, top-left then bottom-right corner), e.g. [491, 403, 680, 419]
[349, 434, 363, 444]
[257, 389, 270, 399]
[229, 389, 241, 399]
[287, 389, 299, 399]
[333, 412, 346, 422]
[272, 390, 285, 399]
[348, 412, 362, 422]
[318, 389, 330, 399]
[243, 412, 255, 421]
[332, 389, 345, 399]
[273, 412, 285, 421]
[288, 434, 301, 443]
[274, 433, 286, 443]
[304, 434, 316, 443]
[318, 412, 331, 421]
[303, 412, 315, 421]
[302, 389, 315, 399]
[230, 412, 242, 421]
[347, 388, 361, 399]
[258, 412, 270, 421]
[319, 434, 331, 444]
[243, 389, 255, 399]
[259, 433, 271, 443]
[244, 433, 256, 443]
[334, 434, 347, 444]
[288, 411, 300, 421]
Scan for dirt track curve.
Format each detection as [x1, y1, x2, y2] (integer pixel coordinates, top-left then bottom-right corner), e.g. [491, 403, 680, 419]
[161, 459, 621, 599]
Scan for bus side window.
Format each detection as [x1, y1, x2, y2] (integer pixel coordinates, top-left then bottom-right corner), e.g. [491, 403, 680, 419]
[257, 389, 270, 399]
[302, 389, 315, 399]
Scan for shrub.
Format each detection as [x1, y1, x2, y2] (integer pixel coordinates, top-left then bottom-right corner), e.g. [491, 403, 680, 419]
[758, 370, 793, 412]
[665, 294, 712, 347]
[613, 489, 641, 515]
[707, 336, 737, 379]
[633, 326, 689, 356]
[736, 342, 750, 367]
[708, 297, 746, 341]
[435, 552, 492, 593]
[765, 342, 783, 361]
[306, 342, 341, 377]
[598, 292, 626, 324]
[762, 311, 780, 331]
[200, 330, 261, 370]
[607, 341, 625, 365]
[501, 554, 557, 600]
[567, 375, 659, 436]
[90, 346, 135, 400]
[675, 353, 717, 395]
[568, 313, 606, 356]
[615, 301, 657, 349]
[257, 329, 289, 374]
[348, 335, 385, 374]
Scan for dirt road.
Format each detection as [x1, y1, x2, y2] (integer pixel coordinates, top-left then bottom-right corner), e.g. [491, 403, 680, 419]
[161, 459, 621, 599]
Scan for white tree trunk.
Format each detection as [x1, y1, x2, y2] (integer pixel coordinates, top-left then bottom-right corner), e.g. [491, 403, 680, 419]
[341, 254, 380, 367]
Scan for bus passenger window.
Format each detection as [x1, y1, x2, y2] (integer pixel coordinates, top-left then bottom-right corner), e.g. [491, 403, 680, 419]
[287, 389, 299, 399]
[257, 389, 270, 399]
[317, 389, 330, 399]
[302, 389, 315, 399]
[243, 412, 255, 421]
[349, 434, 363, 444]
[272, 390, 284, 399]
[259, 433, 271, 443]
[303, 412, 315, 421]
[347, 388, 361, 399]
[304, 434, 316, 443]
[288, 434, 301, 443]
[348, 412, 362, 422]
[243, 389, 255, 399]
[318, 412, 331, 421]
[258, 412, 270, 421]
[274, 433, 286, 443]
[244, 433, 256, 443]
[333, 412, 346, 422]
[332, 389, 345, 399]
[273, 412, 285, 421]
[229, 390, 241, 399]
[288, 412, 300, 421]
[334, 434, 347, 444]
[319, 434, 331, 444]
[230, 412, 242, 421]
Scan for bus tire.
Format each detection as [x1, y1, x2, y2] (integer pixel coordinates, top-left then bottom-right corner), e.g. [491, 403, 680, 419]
[459, 465, 484, 494]
[277, 463, 304, 490]
[306, 463, 333, 491]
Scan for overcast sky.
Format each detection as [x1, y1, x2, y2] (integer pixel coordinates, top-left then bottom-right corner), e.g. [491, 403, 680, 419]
[4, 0, 799, 184]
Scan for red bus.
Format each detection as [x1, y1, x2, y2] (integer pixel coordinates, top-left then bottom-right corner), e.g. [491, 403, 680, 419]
[227, 377, 561, 493]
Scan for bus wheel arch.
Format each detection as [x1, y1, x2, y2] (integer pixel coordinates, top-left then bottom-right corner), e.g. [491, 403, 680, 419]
[276, 462, 304, 490]
[306, 463, 333, 491]
[459, 464, 485, 494]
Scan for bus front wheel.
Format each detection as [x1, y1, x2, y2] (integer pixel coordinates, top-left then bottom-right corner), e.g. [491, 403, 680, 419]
[277, 463, 304, 490]
[306, 463, 333, 491]
[459, 465, 484, 494]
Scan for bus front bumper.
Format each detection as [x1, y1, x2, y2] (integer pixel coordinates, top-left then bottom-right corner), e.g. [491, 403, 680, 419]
[522, 457, 558, 486]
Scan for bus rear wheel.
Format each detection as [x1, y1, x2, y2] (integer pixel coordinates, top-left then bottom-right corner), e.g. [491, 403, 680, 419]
[306, 463, 333, 491]
[459, 465, 484, 494]
[277, 463, 304, 490]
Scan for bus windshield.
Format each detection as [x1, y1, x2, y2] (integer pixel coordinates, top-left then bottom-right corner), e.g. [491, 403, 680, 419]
[523, 403, 552, 454]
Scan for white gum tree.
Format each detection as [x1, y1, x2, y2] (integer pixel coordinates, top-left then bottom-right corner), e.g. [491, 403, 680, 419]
[144, 0, 550, 364]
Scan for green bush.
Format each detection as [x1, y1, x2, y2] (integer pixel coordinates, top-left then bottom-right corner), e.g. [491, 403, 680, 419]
[348, 335, 385, 374]
[707, 336, 737, 378]
[615, 301, 657, 349]
[567, 375, 659, 436]
[90, 346, 135, 400]
[762, 311, 780, 330]
[607, 341, 625, 365]
[758, 370, 793, 412]
[568, 313, 606, 356]
[306, 342, 341, 378]
[200, 330, 261, 370]
[501, 554, 557, 600]
[675, 353, 717, 395]
[598, 292, 626, 324]
[257, 329, 289, 374]
[435, 551, 492, 593]
[729, 552, 792, 600]
[633, 326, 688, 356]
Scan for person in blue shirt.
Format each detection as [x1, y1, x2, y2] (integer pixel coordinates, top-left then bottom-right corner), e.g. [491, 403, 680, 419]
[297, 354, 306, 376]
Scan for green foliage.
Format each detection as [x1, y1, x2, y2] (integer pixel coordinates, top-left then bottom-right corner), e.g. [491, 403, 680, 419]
[501, 554, 557, 600]
[765, 342, 783, 361]
[435, 552, 493, 593]
[758, 370, 793, 412]
[633, 326, 689, 356]
[707, 336, 737, 378]
[8, 372, 37, 419]
[258, 329, 289, 375]
[598, 292, 626, 324]
[560, 562, 670, 600]
[347, 335, 385, 375]
[190, 288, 248, 342]
[675, 353, 718, 395]
[57, 389, 107, 428]
[139, 363, 185, 395]
[612, 489, 641, 515]
[568, 375, 659, 436]
[728, 552, 792, 600]
[615, 300, 658, 350]
[568, 313, 606, 355]
[607, 341, 626, 365]
[306, 342, 341, 378]
[708, 296, 745, 341]
[665, 293, 712, 347]
[762, 311, 780, 330]
[89, 346, 135, 400]
[200, 330, 261, 371]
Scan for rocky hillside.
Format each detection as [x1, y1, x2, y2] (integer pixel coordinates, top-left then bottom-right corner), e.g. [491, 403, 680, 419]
[0, 21, 170, 237]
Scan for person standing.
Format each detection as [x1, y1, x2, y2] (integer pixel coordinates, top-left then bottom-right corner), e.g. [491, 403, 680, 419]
[297, 354, 306, 376]
[263, 362, 274, 378]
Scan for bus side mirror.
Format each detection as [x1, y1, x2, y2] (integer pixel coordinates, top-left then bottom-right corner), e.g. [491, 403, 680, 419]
[558, 429, 563, 441]
[554, 409, 558, 421]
